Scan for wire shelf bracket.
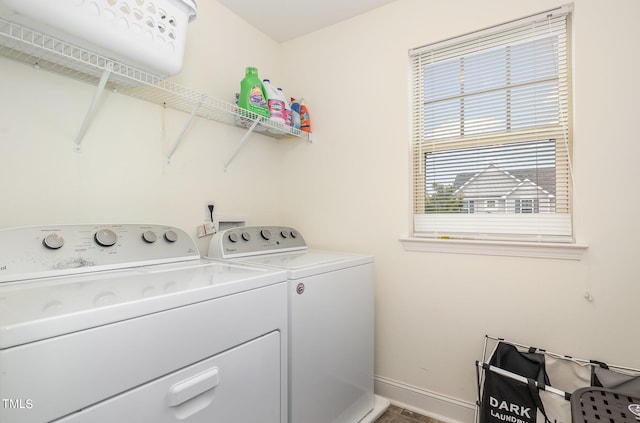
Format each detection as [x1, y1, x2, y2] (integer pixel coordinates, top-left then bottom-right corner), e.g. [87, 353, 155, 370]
[74, 64, 113, 152]
[224, 117, 261, 172]
[166, 93, 205, 165]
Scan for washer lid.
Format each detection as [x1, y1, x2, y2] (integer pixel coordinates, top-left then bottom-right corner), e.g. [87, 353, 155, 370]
[0, 259, 286, 349]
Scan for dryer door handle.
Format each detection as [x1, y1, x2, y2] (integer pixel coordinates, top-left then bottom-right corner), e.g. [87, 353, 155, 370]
[168, 367, 220, 407]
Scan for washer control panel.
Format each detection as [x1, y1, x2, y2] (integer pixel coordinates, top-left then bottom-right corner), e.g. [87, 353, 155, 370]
[208, 226, 306, 259]
[0, 224, 200, 283]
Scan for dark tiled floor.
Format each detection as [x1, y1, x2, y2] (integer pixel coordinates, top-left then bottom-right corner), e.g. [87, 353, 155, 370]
[375, 405, 442, 423]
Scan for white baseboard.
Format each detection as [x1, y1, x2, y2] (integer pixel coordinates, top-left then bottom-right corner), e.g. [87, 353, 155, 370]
[374, 375, 476, 423]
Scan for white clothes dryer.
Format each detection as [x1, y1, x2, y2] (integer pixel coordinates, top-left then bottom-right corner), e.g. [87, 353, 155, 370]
[208, 225, 389, 423]
[0, 224, 288, 423]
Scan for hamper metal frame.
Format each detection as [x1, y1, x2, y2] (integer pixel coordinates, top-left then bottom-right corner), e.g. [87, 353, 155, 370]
[475, 335, 640, 423]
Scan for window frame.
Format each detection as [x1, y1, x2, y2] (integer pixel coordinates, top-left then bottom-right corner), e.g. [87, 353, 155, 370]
[403, 5, 587, 259]
[408, 6, 576, 243]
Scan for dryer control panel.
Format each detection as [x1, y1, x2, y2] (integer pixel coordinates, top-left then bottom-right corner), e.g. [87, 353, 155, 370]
[0, 224, 200, 283]
[208, 226, 307, 259]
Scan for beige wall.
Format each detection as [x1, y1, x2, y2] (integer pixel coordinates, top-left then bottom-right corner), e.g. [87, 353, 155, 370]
[278, 0, 640, 420]
[2, 0, 639, 421]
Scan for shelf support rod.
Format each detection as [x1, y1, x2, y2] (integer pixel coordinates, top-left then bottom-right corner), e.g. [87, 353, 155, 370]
[74, 64, 112, 152]
[224, 117, 261, 172]
[166, 94, 205, 165]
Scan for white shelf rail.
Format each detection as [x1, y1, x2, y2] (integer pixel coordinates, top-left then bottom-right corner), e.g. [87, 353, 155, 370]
[0, 17, 311, 167]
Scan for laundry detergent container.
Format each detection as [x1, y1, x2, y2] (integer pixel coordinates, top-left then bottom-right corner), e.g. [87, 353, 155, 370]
[0, 0, 197, 76]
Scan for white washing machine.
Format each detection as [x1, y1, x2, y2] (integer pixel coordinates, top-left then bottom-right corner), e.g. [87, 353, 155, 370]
[0, 224, 288, 423]
[207, 225, 390, 423]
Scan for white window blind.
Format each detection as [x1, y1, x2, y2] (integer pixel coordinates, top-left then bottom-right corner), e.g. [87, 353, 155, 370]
[409, 6, 573, 242]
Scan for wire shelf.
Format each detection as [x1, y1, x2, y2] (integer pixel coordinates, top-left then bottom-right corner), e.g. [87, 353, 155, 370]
[0, 17, 310, 143]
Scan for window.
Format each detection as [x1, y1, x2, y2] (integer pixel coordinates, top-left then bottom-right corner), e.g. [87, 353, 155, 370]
[463, 200, 475, 214]
[409, 6, 573, 242]
[516, 199, 539, 214]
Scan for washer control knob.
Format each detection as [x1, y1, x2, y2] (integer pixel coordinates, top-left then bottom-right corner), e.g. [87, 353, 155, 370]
[291, 230, 298, 238]
[280, 230, 289, 238]
[95, 229, 118, 247]
[242, 232, 251, 241]
[164, 230, 178, 243]
[142, 230, 157, 243]
[260, 229, 272, 240]
[228, 233, 239, 243]
[43, 233, 64, 250]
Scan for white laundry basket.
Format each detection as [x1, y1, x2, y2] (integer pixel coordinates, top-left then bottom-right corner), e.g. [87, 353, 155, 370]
[0, 0, 197, 76]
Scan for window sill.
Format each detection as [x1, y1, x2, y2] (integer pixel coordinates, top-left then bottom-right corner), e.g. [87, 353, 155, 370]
[399, 237, 587, 260]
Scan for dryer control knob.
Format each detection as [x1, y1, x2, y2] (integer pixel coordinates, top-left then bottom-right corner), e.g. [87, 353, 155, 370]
[142, 230, 157, 243]
[260, 229, 272, 240]
[164, 230, 178, 243]
[242, 232, 251, 241]
[95, 229, 118, 247]
[280, 230, 289, 238]
[290, 230, 298, 238]
[228, 233, 239, 243]
[43, 233, 64, 250]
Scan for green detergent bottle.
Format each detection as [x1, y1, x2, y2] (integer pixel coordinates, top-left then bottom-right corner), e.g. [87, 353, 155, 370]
[238, 67, 270, 119]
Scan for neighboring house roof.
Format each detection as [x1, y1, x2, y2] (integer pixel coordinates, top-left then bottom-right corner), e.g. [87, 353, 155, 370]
[453, 163, 556, 197]
[504, 178, 554, 198]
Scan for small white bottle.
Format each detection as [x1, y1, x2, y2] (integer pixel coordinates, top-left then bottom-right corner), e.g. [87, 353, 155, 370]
[262, 79, 285, 125]
[278, 88, 292, 127]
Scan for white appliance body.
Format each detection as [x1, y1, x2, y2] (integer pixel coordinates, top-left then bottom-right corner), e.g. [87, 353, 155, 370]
[0, 224, 288, 423]
[208, 226, 375, 423]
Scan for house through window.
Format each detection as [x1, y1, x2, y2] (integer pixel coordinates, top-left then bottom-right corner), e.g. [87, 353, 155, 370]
[516, 199, 540, 214]
[409, 5, 573, 242]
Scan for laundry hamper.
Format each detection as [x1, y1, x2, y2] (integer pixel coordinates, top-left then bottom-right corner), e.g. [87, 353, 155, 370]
[0, 0, 197, 76]
[476, 341, 573, 423]
[476, 336, 640, 423]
